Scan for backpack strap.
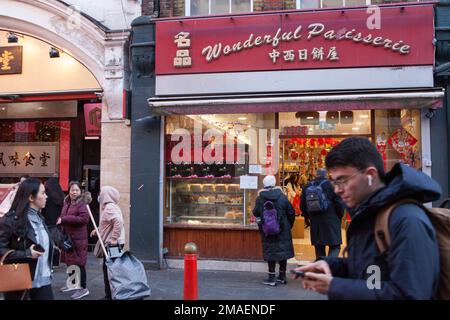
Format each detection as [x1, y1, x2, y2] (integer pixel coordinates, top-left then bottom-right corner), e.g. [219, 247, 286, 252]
[374, 199, 423, 254]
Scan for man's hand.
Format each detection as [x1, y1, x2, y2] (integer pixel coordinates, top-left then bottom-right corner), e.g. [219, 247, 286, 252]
[301, 272, 333, 295]
[297, 260, 332, 276]
[56, 218, 62, 225]
[293, 260, 333, 295]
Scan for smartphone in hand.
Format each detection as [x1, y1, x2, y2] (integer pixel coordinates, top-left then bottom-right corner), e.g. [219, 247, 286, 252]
[33, 244, 45, 253]
[290, 269, 306, 279]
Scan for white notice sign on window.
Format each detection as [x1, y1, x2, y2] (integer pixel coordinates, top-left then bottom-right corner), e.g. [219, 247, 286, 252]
[240, 175, 258, 190]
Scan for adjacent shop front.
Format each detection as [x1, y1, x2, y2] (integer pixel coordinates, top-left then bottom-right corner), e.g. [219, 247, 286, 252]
[148, 2, 442, 262]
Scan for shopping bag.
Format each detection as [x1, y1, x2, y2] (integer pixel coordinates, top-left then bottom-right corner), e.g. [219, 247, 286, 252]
[105, 251, 151, 300]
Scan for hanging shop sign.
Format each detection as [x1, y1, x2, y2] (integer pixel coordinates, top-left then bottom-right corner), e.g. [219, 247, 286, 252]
[156, 5, 434, 75]
[84, 103, 102, 136]
[0, 143, 59, 177]
[0, 46, 22, 75]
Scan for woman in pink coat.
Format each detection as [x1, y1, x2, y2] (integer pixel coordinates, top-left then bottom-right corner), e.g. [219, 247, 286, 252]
[91, 186, 125, 300]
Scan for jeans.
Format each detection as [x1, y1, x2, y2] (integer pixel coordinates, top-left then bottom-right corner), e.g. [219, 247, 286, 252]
[314, 245, 341, 259]
[4, 285, 54, 300]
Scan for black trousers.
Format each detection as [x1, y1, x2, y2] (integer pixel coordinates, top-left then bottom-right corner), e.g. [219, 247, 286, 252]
[314, 245, 341, 259]
[4, 285, 54, 300]
[268, 260, 287, 273]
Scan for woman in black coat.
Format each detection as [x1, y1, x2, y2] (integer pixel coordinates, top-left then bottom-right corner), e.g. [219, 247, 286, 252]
[41, 177, 65, 226]
[253, 175, 295, 286]
[0, 178, 54, 300]
[300, 168, 344, 259]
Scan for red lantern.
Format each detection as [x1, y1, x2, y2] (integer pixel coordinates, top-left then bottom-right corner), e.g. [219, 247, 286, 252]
[321, 149, 328, 156]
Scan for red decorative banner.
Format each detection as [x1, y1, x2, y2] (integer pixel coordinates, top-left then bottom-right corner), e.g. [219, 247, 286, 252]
[156, 4, 434, 75]
[84, 103, 102, 136]
[59, 121, 71, 191]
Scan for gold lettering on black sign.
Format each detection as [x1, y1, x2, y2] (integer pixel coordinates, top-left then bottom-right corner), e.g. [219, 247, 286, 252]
[0, 46, 22, 75]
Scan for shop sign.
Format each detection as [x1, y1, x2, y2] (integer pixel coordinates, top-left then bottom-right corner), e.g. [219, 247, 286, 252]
[0, 143, 59, 177]
[84, 103, 101, 136]
[156, 5, 434, 75]
[281, 126, 309, 136]
[0, 46, 22, 75]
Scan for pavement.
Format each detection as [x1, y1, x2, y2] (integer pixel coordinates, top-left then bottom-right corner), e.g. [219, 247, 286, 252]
[48, 253, 327, 300]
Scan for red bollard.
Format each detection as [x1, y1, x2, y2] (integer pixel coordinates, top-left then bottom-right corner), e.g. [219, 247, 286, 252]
[184, 242, 198, 300]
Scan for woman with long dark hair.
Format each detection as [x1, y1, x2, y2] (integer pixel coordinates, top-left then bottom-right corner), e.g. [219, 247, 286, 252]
[0, 178, 55, 300]
[41, 177, 65, 226]
[57, 181, 91, 300]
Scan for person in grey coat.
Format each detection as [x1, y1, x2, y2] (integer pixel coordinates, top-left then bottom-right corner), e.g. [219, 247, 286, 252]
[301, 168, 344, 259]
[253, 175, 295, 286]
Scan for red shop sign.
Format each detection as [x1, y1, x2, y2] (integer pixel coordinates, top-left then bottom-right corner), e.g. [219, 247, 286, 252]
[84, 103, 101, 136]
[156, 4, 434, 75]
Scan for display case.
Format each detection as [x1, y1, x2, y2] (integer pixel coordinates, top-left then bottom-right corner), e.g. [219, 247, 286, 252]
[166, 178, 246, 225]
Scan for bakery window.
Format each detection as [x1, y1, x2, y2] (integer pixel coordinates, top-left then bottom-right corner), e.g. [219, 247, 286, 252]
[164, 113, 276, 227]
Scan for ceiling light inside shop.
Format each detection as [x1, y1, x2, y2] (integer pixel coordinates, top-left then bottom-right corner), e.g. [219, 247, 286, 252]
[7, 32, 18, 43]
[355, 122, 364, 125]
[1, 107, 6, 111]
[352, 127, 360, 131]
[306, 116, 314, 120]
[359, 115, 369, 119]
[49, 47, 60, 58]
[238, 117, 247, 121]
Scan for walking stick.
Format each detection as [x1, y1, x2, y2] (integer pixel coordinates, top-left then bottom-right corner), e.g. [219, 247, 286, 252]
[86, 205, 109, 259]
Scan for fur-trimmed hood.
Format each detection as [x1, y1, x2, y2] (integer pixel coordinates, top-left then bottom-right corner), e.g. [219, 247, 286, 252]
[257, 186, 284, 199]
[64, 191, 92, 206]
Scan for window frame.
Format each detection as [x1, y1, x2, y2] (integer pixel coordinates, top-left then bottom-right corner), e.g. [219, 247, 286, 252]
[185, 0, 254, 16]
[295, 0, 423, 9]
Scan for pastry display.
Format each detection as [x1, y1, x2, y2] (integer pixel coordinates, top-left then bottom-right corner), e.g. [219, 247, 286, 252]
[190, 184, 202, 192]
[207, 196, 216, 203]
[224, 212, 235, 219]
[176, 184, 190, 193]
[197, 196, 208, 204]
[215, 184, 226, 192]
[203, 184, 215, 192]
[227, 184, 240, 193]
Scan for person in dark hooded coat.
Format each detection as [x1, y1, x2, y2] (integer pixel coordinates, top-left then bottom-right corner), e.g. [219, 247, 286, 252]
[253, 175, 295, 286]
[301, 168, 344, 259]
[296, 137, 440, 300]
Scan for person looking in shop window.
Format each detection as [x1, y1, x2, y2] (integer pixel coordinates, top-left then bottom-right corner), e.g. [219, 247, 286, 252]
[300, 168, 344, 259]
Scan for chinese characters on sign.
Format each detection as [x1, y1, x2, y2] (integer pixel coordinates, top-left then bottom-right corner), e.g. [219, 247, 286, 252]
[269, 47, 339, 64]
[0, 143, 58, 176]
[0, 46, 22, 75]
[173, 32, 192, 68]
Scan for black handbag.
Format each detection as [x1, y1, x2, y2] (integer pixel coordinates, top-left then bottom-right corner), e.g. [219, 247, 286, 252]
[49, 226, 73, 252]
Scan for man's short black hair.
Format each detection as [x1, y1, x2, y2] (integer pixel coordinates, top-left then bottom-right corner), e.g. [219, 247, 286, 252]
[325, 137, 385, 181]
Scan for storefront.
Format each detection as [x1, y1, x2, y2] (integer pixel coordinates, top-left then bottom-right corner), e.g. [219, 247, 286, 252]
[0, 29, 102, 221]
[131, 2, 444, 263]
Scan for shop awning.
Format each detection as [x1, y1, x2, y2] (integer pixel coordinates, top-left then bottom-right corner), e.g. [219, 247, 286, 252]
[147, 88, 444, 116]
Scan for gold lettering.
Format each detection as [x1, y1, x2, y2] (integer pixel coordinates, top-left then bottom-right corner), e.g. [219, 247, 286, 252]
[243, 34, 254, 49]
[363, 34, 373, 44]
[345, 29, 356, 40]
[324, 30, 336, 40]
[201, 44, 222, 61]
[372, 37, 383, 46]
[399, 45, 410, 54]
[223, 45, 232, 55]
[293, 25, 302, 40]
[383, 39, 393, 48]
[282, 31, 294, 41]
[307, 23, 325, 40]
[352, 33, 363, 42]
[272, 28, 282, 47]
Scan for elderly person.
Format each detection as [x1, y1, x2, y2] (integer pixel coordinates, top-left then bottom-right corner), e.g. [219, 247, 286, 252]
[91, 186, 125, 300]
